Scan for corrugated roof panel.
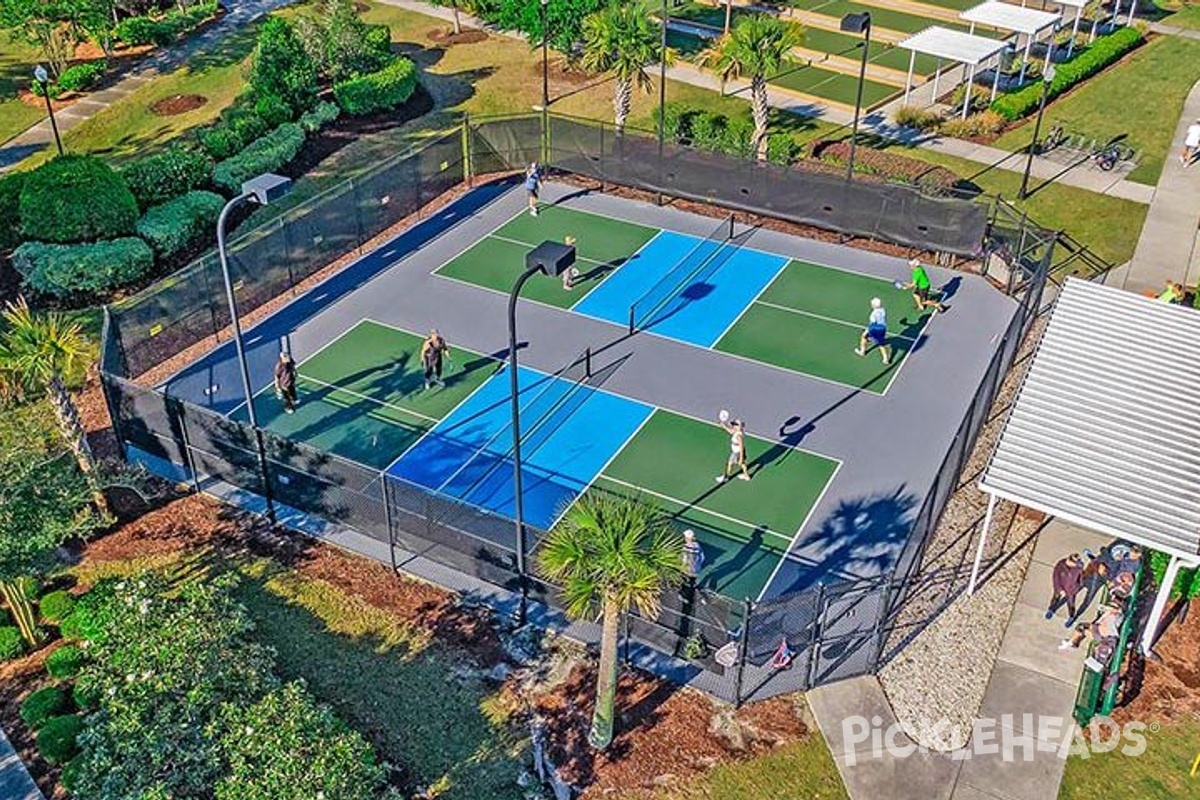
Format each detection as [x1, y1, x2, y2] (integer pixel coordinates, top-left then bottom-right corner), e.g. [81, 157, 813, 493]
[980, 278, 1200, 558]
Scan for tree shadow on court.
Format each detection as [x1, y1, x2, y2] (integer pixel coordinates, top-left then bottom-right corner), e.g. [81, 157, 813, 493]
[767, 487, 920, 595]
[701, 526, 768, 594]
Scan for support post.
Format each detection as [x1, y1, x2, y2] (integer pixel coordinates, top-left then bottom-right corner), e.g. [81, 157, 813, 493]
[1140, 554, 1189, 655]
[967, 493, 998, 595]
[961, 64, 976, 120]
[508, 265, 542, 626]
[845, 14, 871, 181]
[932, 59, 941, 103]
[733, 597, 753, 707]
[904, 48, 915, 103]
[1069, 8, 1082, 59]
[657, 0, 668, 205]
[1020, 34, 1032, 85]
[990, 57, 1001, 104]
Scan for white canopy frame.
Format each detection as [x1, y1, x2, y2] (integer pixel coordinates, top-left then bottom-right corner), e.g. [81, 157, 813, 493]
[961, 2, 1062, 84]
[1020, 0, 1086, 58]
[970, 279, 1200, 657]
[898, 27, 1009, 119]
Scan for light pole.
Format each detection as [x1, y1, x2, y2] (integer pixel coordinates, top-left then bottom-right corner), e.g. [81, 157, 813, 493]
[1019, 63, 1055, 200]
[217, 173, 292, 524]
[540, 0, 550, 112]
[840, 12, 871, 181]
[33, 65, 63, 157]
[658, 0, 668, 204]
[510, 240, 576, 625]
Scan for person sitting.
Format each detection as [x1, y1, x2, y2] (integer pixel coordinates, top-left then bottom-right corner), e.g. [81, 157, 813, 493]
[1156, 281, 1186, 304]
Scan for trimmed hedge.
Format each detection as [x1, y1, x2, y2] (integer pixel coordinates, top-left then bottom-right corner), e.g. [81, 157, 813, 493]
[46, 644, 86, 679]
[12, 238, 155, 298]
[197, 124, 245, 161]
[37, 714, 84, 765]
[58, 61, 106, 93]
[39, 590, 76, 624]
[122, 145, 212, 210]
[212, 123, 305, 194]
[0, 171, 26, 250]
[298, 101, 341, 133]
[137, 190, 224, 259]
[658, 103, 796, 164]
[115, 2, 218, 46]
[0, 626, 24, 661]
[813, 140, 960, 196]
[20, 686, 70, 729]
[19, 155, 139, 243]
[990, 27, 1144, 121]
[333, 56, 418, 115]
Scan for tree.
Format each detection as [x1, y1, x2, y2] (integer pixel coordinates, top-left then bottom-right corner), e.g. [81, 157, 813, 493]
[580, 5, 669, 132]
[0, 299, 108, 515]
[67, 0, 118, 59]
[537, 492, 685, 749]
[296, 0, 391, 84]
[496, 0, 609, 55]
[698, 15, 803, 160]
[248, 16, 319, 114]
[0, 0, 76, 76]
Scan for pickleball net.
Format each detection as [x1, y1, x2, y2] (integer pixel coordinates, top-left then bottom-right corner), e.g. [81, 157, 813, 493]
[628, 213, 736, 333]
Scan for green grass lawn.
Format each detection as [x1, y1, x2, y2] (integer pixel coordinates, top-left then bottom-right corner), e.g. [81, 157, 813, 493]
[1059, 718, 1200, 799]
[0, 31, 45, 144]
[658, 735, 849, 799]
[885, 146, 1147, 265]
[992, 35, 1200, 186]
[1158, 1, 1200, 29]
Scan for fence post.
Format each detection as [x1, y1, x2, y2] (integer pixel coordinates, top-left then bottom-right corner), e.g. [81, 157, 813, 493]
[353, 177, 366, 256]
[462, 113, 472, 189]
[733, 597, 753, 708]
[807, 583, 826, 689]
[176, 401, 203, 496]
[622, 612, 631, 665]
[382, 474, 399, 574]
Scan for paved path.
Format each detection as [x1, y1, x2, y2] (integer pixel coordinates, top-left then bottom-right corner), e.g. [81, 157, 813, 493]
[0, 0, 299, 171]
[810, 519, 1110, 800]
[0, 726, 43, 800]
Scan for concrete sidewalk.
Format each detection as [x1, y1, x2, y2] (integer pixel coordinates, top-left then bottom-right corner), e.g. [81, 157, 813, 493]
[810, 519, 1109, 800]
[0, 0, 300, 171]
[0, 727, 43, 800]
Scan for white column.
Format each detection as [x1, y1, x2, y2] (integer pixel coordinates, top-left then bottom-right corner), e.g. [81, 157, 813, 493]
[1139, 554, 1185, 655]
[962, 64, 977, 119]
[1069, 8, 1082, 58]
[970, 21, 977, 35]
[968, 493, 998, 595]
[904, 48, 916, 104]
[1045, 25, 1056, 71]
[1128, 0, 1137, 25]
[932, 58, 942, 101]
[1020, 34, 1032, 84]
[990, 56, 1002, 103]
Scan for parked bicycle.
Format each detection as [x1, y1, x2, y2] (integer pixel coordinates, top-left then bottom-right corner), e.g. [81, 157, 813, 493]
[1093, 141, 1135, 171]
[1038, 124, 1065, 154]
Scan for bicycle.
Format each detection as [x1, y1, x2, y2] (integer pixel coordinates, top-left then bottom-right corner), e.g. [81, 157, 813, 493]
[1038, 124, 1065, 154]
[1094, 141, 1134, 171]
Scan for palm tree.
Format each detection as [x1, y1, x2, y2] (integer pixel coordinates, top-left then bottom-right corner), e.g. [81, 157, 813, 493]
[580, 6, 672, 133]
[699, 15, 803, 160]
[537, 492, 686, 749]
[0, 298, 108, 515]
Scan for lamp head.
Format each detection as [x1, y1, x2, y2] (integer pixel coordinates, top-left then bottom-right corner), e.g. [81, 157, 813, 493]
[33, 64, 48, 84]
[241, 173, 292, 205]
[840, 12, 870, 34]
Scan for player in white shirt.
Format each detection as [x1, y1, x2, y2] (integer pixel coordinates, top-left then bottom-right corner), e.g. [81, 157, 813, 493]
[855, 297, 892, 366]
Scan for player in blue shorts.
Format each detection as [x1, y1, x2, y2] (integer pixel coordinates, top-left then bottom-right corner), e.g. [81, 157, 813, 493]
[855, 297, 892, 366]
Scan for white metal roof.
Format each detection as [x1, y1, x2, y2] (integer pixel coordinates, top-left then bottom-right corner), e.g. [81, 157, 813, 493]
[981, 278, 1200, 558]
[898, 27, 1009, 66]
[1026, 0, 1085, 9]
[961, 2, 1061, 35]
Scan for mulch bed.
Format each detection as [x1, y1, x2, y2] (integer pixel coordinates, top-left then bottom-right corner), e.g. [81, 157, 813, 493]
[150, 93, 208, 116]
[0, 648, 60, 795]
[1111, 602, 1200, 727]
[528, 58, 605, 88]
[535, 664, 809, 796]
[428, 27, 489, 45]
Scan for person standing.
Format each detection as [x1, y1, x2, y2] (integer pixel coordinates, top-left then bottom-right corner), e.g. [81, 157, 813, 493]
[716, 416, 751, 483]
[1066, 549, 1110, 629]
[421, 329, 451, 389]
[1181, 118, 1200, 166]
[524, 161, 542, 216]
[274, 351, 298, 414]
[1046, 552, 1084, 622]
[682, 529, 706, 580]
[855, 297, 892, 366]
[905, 258, 947, 314]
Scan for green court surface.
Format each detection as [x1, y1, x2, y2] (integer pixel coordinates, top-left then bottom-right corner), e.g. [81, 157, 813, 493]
[435, 206, 659, 308]
[594, 410, 838, 601]
[716, 260, 932, 393]
[770, 62, 900, 107]
[798, 27, 939, 75]
[788, 0, 977, 35]
[237, 320, 498, 469]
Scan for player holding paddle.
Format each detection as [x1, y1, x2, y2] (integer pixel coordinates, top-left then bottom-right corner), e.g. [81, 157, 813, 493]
[421, 329, 451, 390]
[716, 409, 751, 483]
[897, 258, 947, 314]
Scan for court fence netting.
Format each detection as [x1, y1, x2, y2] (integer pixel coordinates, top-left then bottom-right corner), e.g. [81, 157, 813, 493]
[99, 112, 1052, 706]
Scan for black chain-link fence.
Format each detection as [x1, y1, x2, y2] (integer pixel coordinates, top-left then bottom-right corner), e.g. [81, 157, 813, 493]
[100, 114, 1048, 705]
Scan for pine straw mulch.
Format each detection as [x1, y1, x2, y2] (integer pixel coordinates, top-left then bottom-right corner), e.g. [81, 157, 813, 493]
[534, 663, 810, 797]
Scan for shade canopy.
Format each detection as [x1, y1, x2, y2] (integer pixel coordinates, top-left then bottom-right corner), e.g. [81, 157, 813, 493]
[980, 278, 1200, 560]
[897, 26, 1009, 66]
[961, 1, 1061, 36]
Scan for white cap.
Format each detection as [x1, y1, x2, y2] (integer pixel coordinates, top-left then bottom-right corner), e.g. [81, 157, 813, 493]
[909, 257, 921, 268]
[683, 529, 695, 541]
[871, 297, 882, 309]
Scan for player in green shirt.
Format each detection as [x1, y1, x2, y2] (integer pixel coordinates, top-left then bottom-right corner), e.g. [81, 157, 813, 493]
[905, 258, 947, 314]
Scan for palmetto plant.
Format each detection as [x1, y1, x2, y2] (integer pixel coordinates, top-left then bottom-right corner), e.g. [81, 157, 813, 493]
[699, 15, 803, 160]
[580, 5, 671, 133]
[537, 492, 685, 749]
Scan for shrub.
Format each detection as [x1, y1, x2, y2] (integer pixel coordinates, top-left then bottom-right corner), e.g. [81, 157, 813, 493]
[766, 133, 800, 165]
[938, 110, 1007, 139]
[363, 23, 393, 60]
[57, 61, 106, 93]
[333, 56, 418, 115]
[37, 714, 84, 764]
[18, 154, 139, 243]
[197, 124, 246, 160]
[813, 140, 960, 196]
[122, 145, 212, 210]
[298, 100, 340, 133]
[0, 171, 26, 250]
[249, 17, 319, 114]
[39, 589, 76, 624]
[253, 93, 294, 127]
[212, 123, 305, 194]
[1148, 550, 1200, 599]
[72, 680, 100, 711]
[115, 16, 172, 47]
[46, 644, 86, 679]
[0, 626, 25, 661]
[12, 238, 155, 298]
[220, 105, 272, 146]
[991, 27, 1143, 121]
[137, 190, 224, 259]
[20, 686, 70, 729]
[30, 80, 63, 99]
[893, 105, 943, 132]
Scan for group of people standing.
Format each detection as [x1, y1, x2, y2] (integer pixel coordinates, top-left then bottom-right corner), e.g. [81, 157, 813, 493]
[1047, 543, 1143, 658]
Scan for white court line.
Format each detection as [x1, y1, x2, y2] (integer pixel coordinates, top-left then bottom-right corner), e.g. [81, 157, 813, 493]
[568, 228, 669, 314]
[753, 300, 924, 343]
[297, 374, 439, 424]
[754, 459, 843, 604]
[879, 301, 939, 397]
[488, 233, 609, 267]
[708, 241, 790, 347]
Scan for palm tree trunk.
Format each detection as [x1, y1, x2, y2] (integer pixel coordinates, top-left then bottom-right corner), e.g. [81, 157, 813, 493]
[47, 375, 110, 516]
[0, 579, 42, 648]
[614, 77, 633, 133]
[588, 596, 623, 749]
[452, 0, 462, 35]
[751, 76, 769, 160]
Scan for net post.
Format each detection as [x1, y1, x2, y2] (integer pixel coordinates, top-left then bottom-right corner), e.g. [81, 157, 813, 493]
[628, 307, 636, 335]
[728, 212, 734, 240]
[585, 347, 592, 379]
[734, 597, 753, 708]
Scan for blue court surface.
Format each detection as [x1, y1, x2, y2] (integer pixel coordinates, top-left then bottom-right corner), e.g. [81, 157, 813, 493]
[572, 231, 789, 347]
[387, 364, 652, 529]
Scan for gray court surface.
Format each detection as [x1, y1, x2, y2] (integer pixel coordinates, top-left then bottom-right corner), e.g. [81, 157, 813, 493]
[166, 180, 1019, 600]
